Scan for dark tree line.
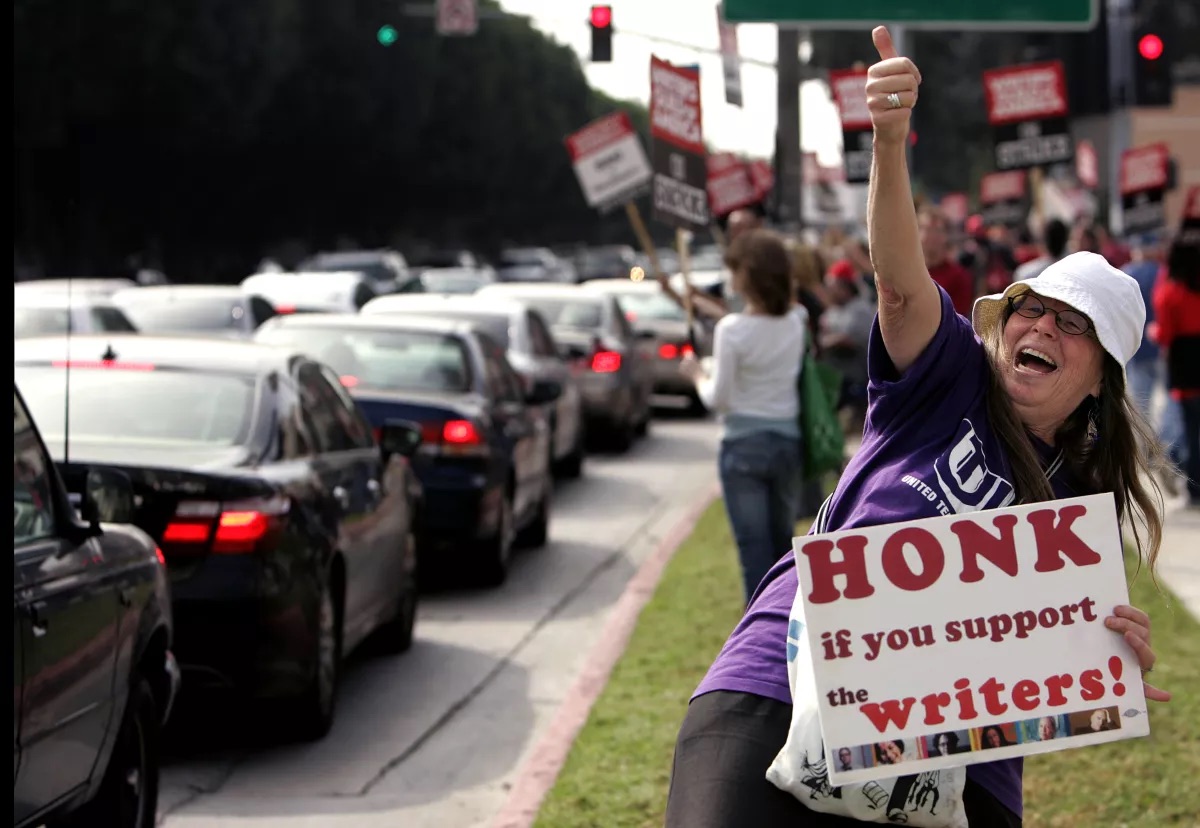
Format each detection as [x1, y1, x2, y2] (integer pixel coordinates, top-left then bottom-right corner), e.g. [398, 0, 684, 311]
[14, 0, 656, 282]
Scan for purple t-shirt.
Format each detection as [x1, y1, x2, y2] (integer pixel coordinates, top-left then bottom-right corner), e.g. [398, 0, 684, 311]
[694, 286, 1084, 819]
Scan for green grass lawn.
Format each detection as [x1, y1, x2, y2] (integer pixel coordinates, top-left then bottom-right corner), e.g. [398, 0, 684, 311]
[533, 501, 1200, 828]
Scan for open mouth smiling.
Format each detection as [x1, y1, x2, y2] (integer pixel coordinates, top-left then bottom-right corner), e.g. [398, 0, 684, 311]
[1015, 347, 1058, 375]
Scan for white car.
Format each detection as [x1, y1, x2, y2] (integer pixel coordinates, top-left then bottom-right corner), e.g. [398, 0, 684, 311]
[240, 270, 378, 314]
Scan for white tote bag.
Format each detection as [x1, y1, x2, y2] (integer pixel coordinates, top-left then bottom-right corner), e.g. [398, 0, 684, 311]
[765, 499, 969, 827]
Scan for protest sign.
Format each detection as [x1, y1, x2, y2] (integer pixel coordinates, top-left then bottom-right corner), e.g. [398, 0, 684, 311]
[979, 170, 1028, 231]
[829, 68, 872, 184]
[650, 56, 709, 230]
[982, 61, 1074, 171]
[791, 493, 1149, 786]
[1119, 143, 1170, 236]
[565, 112, 653, 211]
[707, 153, 758, 218]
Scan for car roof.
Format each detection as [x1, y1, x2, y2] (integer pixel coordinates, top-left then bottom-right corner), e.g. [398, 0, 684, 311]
[13, 334, 301, 376]
[14, 292, 117, 309]
[582, 279, 660, 293]
[15, 278, 139, 294]
[263, 312, 478, 336]
[476, 284, 604, 302]
[111, 285, 252, 302]
[361, 294, 527, 317]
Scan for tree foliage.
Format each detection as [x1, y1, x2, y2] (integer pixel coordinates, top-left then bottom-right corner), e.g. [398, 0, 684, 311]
[14, 0, 654, 281]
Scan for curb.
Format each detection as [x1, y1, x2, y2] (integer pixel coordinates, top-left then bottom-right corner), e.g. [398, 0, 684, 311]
[490, 482, 722, 828]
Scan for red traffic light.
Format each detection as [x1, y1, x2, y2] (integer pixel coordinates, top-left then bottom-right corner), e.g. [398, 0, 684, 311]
[590, 5, 612, 29]
[1138, 33, 1164, 61]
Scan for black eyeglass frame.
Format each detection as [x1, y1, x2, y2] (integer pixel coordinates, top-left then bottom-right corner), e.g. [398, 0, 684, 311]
[1006, 292, 1095, 337]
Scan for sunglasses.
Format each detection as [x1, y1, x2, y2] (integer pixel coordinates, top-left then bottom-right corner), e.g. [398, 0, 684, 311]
[1007, 293, 1094, 337]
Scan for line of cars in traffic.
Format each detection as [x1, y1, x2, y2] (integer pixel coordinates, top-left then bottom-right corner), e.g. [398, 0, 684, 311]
[12, 256, 711, 828]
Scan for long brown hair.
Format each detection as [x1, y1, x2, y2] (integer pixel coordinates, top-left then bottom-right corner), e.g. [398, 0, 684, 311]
[980, 313, 1165, 572]
[724, 229, 793, 316]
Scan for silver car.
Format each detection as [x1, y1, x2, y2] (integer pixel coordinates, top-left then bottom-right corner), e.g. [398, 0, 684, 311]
[15, 291, 138, 339]
[583, 278, 712, 410]
[475, 283, 653, 451]
[111, 285, 279, 339]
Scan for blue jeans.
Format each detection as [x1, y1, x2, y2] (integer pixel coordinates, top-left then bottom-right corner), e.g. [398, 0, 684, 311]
[719, 432, 802, 604]
[1126, 358, 1158, 421]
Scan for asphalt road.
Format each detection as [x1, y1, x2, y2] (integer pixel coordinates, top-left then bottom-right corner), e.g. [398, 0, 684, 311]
[157, 412, 722, 828]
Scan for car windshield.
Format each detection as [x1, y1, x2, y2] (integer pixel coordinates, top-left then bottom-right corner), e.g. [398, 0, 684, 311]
[14, 306, 136, 338]
[116, 296, 248, 333]
[520, 298, 604, 330]
[258, 327, 473, 393]
[15, 365, 255, 448]
[612, 291, 685, 322]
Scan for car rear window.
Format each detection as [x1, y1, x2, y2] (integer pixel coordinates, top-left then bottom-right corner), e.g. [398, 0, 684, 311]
[521, 298, 604, 330]
[15, 365, 256, 448]
[257, 327, 473, 393]
[14, 307, 71, 338]
[612, 291, 684, 322]
[116, 296, 248, 333]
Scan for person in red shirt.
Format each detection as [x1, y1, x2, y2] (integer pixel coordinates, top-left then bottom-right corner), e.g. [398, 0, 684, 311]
[1152, 238, 1200, 507]
[917, 204, 974, 316]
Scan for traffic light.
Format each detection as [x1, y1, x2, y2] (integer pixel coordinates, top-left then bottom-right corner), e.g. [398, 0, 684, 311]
[590, 5, 613, 63]
[376, 24, 398, 47]
[1132, 25, 1172, 107]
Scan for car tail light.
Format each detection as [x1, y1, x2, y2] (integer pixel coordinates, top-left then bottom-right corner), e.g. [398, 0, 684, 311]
[276, 304, 296, 315]
[416, 419, 490, 458]
[591, 350, 622, 373]
[339, 375, 359, 388]
[161, 496, 289, 555]
[51, 360, 155, 371]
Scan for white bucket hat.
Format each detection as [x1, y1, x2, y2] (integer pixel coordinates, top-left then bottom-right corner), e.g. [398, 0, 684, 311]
[971, 251, 1146, 370]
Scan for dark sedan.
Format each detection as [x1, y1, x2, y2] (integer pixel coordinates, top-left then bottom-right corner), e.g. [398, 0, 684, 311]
[254, 314, 555, 587]
[15, 385, 179, 828]
[15, 335, 424, 740]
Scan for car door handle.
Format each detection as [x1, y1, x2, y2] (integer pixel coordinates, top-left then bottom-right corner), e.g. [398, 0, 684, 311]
[28, 605, 48, 638]
[332, 486, 351, 510]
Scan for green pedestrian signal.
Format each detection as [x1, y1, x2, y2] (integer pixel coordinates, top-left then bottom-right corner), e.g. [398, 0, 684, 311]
[377, 25, 398, 46]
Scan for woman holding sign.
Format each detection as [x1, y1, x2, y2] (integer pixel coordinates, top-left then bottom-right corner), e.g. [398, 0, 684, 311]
[665, 26, 1171, 828]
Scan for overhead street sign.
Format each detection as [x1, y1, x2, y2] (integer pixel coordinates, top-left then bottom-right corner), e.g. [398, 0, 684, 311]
[722, 0, 1098, 31]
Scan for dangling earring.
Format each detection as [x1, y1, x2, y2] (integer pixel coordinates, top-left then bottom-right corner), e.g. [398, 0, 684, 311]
[1086, 396, 1101, 445]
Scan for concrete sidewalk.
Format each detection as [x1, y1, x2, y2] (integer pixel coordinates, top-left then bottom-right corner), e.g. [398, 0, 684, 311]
[1157, 499, 1200, 622]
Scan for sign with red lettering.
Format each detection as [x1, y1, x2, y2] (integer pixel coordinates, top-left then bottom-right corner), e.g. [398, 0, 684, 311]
[650, 56, 708, 230]
[790, 493, 1149, 786]
[1119, 143, 1170, 235]
[707, 153, 758, 217]
[982, 61, 1073, 171]
[565, 112, 653, 211]
[829, 68, 872, 184]
[979, 170, 1028, 230]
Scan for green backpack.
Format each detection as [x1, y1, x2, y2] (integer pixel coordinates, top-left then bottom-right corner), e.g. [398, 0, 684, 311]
[797, 333, 845, 479]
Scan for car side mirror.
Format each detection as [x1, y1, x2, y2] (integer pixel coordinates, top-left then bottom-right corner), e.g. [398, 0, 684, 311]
[84, 467, 136, 526]
[525, 378, 562, 405]
[379, 420, 423, 458]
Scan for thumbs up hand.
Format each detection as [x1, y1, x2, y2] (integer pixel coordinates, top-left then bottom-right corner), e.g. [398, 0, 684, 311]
[866, 26, 922, 147]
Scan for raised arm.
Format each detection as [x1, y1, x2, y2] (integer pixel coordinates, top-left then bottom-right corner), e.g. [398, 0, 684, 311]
[865, 26, 941, 374]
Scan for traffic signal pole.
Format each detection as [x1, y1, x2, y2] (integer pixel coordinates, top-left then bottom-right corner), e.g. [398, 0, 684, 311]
[1106, 0, 1134, 233]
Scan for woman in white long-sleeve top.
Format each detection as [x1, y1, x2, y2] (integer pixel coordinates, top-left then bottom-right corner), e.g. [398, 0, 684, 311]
[682, 229, 808, 604]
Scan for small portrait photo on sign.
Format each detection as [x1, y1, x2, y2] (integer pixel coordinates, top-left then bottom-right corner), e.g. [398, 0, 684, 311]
[830, 745, 873, 773]
[1070, 706, 1122, 735]
[922, 729, 972, 758]
[871, 738, 919, 767]
[973, 722, 1018, 751]
[1018, 714, 1071, 744]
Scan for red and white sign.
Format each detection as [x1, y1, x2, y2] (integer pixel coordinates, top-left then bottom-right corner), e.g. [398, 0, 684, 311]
[564, 112, 652, 209]
[940, 193, 970, 226]
[790, 493, 1149, 786]
[983, 61, 1070, 126]
[749, 159, 774, 201]
[1076, 140, 1099, 190]
[435, 0, 478, 36]
[707, 153, 758, 217]
[650, 57, 704, 156]
[1119, 143, 1170, 196]
[980, 171, 1027, 204]
[829, 69, 872, 131]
